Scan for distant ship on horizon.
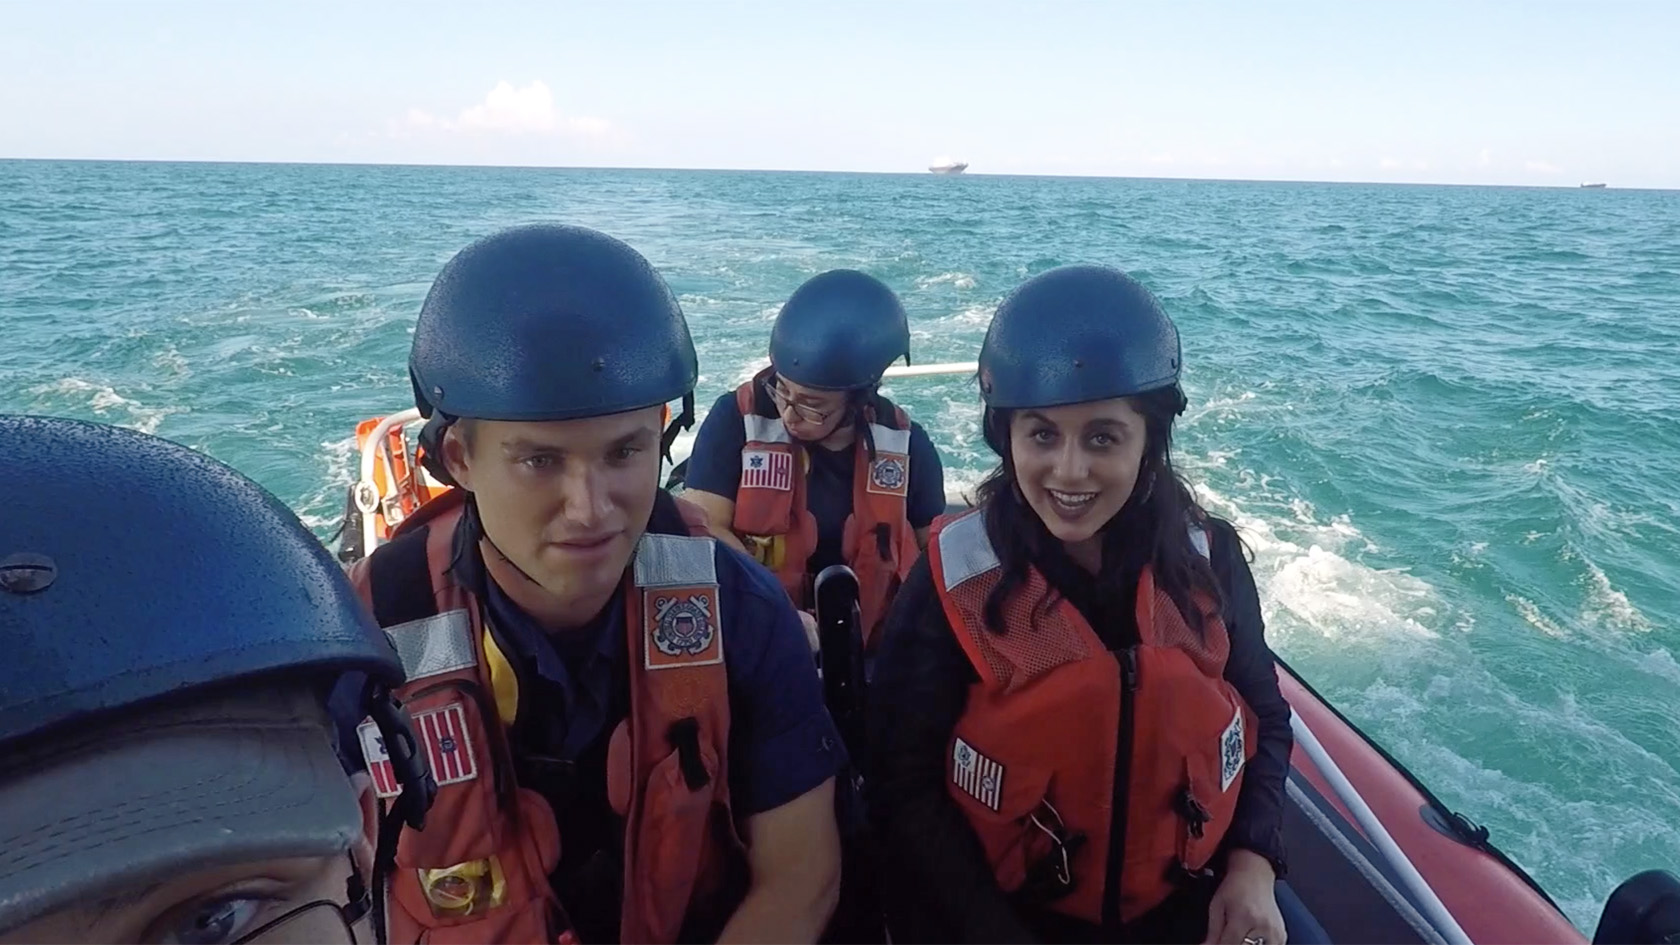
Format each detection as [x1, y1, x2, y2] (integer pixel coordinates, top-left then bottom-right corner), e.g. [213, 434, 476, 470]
[929, 157, 969, 175]
[1580, 181, 1608, 189]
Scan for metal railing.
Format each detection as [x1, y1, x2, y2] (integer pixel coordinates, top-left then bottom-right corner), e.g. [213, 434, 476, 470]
[1291, 710, 1473, 945]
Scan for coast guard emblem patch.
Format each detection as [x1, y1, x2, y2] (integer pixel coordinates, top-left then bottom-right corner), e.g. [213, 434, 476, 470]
[867, 453, 910, 497]
[645, 589, 724, 670]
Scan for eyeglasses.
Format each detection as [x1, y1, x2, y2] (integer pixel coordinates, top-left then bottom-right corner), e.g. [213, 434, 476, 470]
[232, 900, 359, 944]
[231, 856, 370, 944]
[763, 381, 838, 425]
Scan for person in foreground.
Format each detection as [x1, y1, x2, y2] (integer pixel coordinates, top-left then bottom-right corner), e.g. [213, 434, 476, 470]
[865, 265, 1295, 945]
[0, 415, 431, 945]
[350, 223, 843, 944]
[682, 269, 945, 652]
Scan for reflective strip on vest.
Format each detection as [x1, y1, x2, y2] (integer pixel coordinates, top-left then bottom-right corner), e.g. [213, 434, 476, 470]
[742, 413, 791, 444]
[936, 512, 1211, 590]
[870, 423, 911, 455]
[383, 609, 477, 681]
[634, 533, 719, 588]
[935, 511, 1000, 591]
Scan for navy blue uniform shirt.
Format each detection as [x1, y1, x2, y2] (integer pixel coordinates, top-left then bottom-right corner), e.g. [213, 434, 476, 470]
[685, 390, 947, 575]
[466, 503, 848, 817]
[332, 494, 847, 818]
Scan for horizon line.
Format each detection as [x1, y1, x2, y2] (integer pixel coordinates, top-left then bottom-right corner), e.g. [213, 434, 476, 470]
[0, 155, 1665, 192]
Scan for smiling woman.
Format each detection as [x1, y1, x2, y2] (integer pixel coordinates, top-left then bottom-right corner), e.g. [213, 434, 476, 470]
[867, 265, 1301, 945]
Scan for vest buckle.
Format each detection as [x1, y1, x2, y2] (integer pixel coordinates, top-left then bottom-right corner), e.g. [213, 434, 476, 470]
[1169, 861, 1219, 887]
[1176, 786, 1212, 838]
[1019, 799, 1087, 904]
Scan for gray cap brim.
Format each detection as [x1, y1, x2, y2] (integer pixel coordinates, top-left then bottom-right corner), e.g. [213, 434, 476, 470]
[0, 687, 363, 934]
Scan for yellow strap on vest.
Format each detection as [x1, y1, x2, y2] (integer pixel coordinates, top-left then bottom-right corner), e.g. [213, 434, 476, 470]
[742, 534, 786, 569]
[482, 623, 520, 725]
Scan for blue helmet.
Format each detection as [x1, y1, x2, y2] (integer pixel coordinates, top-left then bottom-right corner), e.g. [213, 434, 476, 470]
[0, 416, 431, 931]
[769, 269, 911, 391]
[1, 415, 405, 743]
[979, 265, 1182, 410]
[410, 223, 700, 422]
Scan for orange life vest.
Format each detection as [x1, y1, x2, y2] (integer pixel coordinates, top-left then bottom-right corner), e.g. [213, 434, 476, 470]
[729, 372, 918, 647]
[347, 489, 741, 944]
[925, 509, 1258, 926]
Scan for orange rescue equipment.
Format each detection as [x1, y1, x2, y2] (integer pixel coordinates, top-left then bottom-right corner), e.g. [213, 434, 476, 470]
[351, 415, 444, 543]
[926, 508, 1258, 925]
[729, 372, 918, 646]
[347, 489, 739, 944]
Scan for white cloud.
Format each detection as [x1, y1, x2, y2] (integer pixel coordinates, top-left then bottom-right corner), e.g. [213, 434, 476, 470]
[399, 81, 614, 139]
[1525, 159, 1563, 174]
[1378, 156, 1430, 172]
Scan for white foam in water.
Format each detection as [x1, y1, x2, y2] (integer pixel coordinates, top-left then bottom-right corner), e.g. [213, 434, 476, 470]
[296, 433, 359, 535]
[1580, 557, 1654, 633]
[728, 356, 771, 389]
[28, 377, 186, 435]
[1191, 479, 1440, 643]
[932, 303, 995, 329]
[1506, 592, 1571, 639]
[1637, 647, 1680, 685]
[152, 345, 190, 378]
[913, 271, 978, 290]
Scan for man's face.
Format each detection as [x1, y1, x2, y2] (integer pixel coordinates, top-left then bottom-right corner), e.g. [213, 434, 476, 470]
[444, 407, 664, 626]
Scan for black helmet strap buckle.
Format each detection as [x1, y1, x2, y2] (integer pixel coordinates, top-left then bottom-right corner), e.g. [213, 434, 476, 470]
[660, 393, 696, 464]
[364, 682, 438, 872]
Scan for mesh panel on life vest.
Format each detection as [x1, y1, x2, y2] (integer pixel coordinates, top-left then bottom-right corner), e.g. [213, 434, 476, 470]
[1142, 578, 1231, 680]
[946, 567, 1096, 694]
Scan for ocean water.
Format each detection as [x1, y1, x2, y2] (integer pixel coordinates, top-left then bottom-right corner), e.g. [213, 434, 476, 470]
[3, 159, 1677, 930]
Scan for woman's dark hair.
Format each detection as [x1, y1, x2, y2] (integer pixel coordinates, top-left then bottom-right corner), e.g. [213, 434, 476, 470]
[846, 386, 897, 461]
[974, 385, 1223, 636]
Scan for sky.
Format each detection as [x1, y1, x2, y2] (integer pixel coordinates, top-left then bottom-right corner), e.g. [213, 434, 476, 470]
[2, 0, 1676, 187]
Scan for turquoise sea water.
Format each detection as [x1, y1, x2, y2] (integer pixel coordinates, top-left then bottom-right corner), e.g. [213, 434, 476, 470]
[3, 159, 1677, 930]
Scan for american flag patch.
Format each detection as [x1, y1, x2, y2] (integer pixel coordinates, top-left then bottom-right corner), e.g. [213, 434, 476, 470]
[741, 449, 793, 491]
[357, 702, 479, 799]
[357, 719, 401, 798]
[951, 736, 1005, 811]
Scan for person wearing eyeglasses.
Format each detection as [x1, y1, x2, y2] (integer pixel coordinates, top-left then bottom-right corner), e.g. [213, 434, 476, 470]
[0, 415, 432, 945]
[682, 269, 947, 654]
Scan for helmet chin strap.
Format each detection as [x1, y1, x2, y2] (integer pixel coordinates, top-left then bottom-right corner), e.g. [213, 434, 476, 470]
[660, 393, 696, 464]
[463, 498, 548, 590]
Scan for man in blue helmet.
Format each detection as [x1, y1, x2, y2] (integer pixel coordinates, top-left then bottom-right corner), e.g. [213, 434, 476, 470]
[347, 224, 844, 944]
[0, 415, 433, 945]
[682, 269, 946, 653]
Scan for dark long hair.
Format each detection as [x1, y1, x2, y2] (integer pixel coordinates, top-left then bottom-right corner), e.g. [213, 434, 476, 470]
[974, 385, 1223, 636]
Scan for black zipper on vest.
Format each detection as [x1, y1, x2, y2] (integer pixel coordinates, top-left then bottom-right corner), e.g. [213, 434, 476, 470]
[1104, 645, 1139, 932]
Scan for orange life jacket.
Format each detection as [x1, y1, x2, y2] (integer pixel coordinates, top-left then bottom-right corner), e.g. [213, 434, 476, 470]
[347, 489, 741, 944]
[729, 372, 918, 647]
[925, 509, 1258, 926]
